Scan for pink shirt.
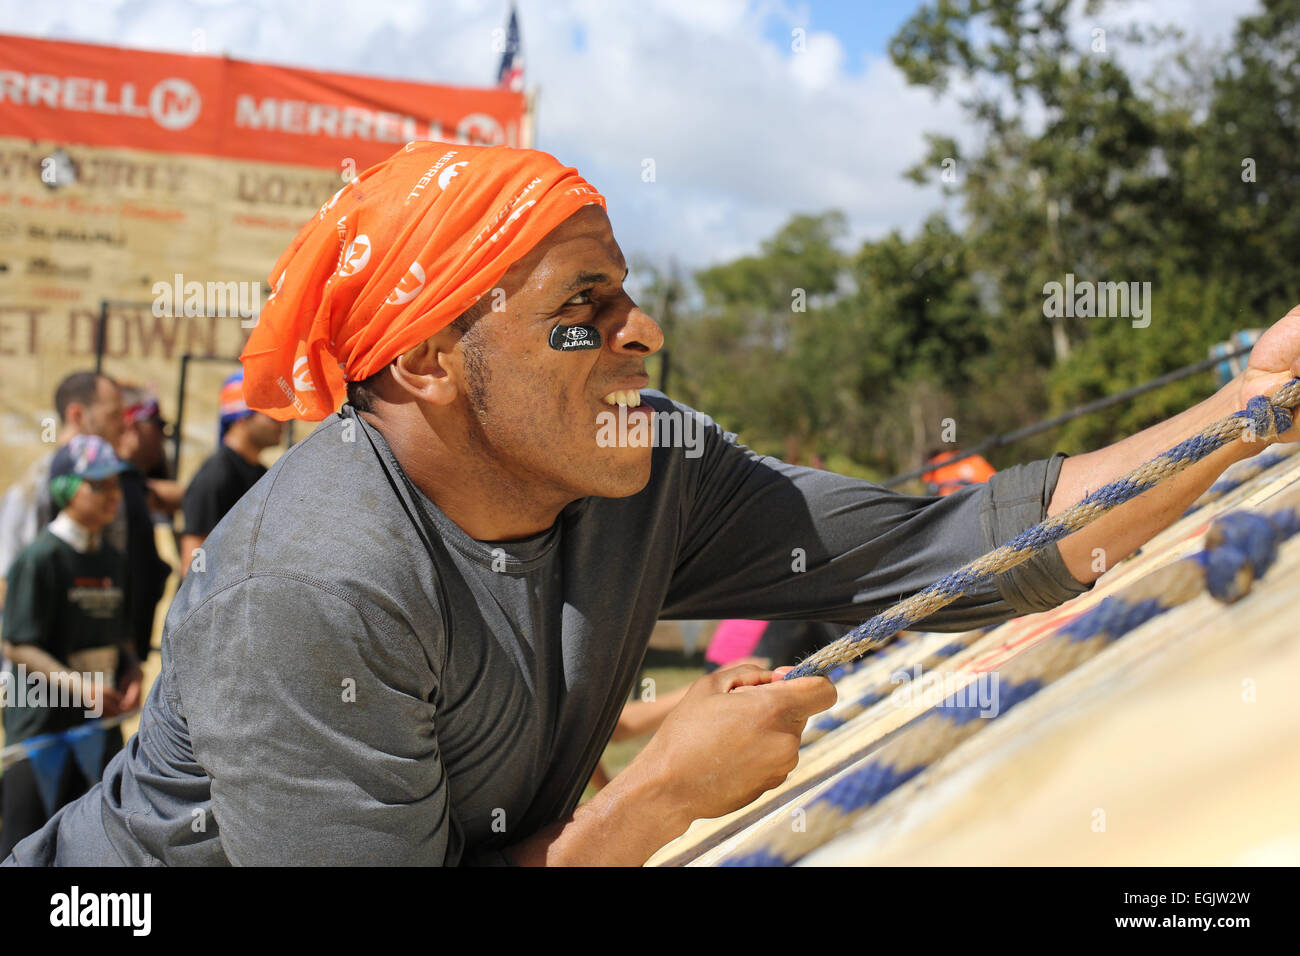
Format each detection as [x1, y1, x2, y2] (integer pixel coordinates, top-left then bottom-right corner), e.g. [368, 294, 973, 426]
[705, 619, 769, 666]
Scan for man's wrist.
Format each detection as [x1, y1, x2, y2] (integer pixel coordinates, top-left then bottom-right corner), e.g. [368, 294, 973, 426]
[603, 758, 694, 839]
[1208, 381, 1276, 460]
[545, 760, 692, 866]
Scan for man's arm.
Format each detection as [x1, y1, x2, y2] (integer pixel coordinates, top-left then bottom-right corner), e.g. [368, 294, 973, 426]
[146, 478, 184, 515]
[656, 405, 1083, 631]
[656, 306, 1300, 631]
[3, 642, 122, 718]
[172, 575, 454, 864]
[505, 664, 835, 866]
[1052, 306, 1300, 582]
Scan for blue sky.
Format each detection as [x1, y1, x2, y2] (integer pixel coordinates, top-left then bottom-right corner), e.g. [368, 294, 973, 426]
[760, 0, 920, 72]
[0, 0, 1260, 277]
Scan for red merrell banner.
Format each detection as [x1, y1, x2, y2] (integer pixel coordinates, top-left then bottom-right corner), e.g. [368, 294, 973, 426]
[0, 34, 528, 171]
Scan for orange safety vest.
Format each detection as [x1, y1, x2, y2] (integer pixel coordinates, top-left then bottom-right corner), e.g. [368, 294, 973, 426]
[922, 451, 996, 496]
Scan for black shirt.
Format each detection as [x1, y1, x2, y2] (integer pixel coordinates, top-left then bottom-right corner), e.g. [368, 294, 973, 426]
[180, 444, 266, 539]
[104, 468, 172, 660]
[1, 528, 125, 743]
[755, 620, 855, 667]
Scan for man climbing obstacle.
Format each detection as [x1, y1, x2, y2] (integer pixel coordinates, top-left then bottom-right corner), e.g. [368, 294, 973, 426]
[6, 141, 1300, 866]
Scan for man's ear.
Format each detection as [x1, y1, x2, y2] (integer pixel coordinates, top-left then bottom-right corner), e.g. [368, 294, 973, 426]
[389, 333, 461, 407]
[64, 401, 87, 431]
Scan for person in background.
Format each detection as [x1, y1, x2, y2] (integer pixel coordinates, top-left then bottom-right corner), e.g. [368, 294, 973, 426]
[751, 619, 855, 668]
[104, 385, 175, 663]
[117, 385, 182, 523]
[922, 446, 997, 497]
[178, 370, 284, 577]
[0, 435, 142, 856]
[704, 618, 855, 671]
[0, 372, 124, 609]
[703, 618, 769, 670]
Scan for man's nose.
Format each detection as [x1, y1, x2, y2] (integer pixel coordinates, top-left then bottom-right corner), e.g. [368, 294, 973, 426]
[608, 304, 664, 356]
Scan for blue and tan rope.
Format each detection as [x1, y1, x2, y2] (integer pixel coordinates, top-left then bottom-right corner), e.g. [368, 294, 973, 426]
[1181, 442, 1300, 517]
[716, 489, 1300, 866]
[802, 630, 984, 746]
[786, 379, 1300, 681]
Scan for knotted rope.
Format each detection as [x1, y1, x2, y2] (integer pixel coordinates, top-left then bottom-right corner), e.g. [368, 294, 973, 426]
[785, 378, 1300, 681]
[1181, 443, 1300, 518]
[803, 635, 976, 745]
[719, 493, 1300, 865]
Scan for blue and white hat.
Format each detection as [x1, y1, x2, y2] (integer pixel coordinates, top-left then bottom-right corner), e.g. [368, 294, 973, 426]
[50, 434, 130, 482]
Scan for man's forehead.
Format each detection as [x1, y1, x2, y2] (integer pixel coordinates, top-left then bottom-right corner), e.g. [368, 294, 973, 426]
[515, 207, 626, 291]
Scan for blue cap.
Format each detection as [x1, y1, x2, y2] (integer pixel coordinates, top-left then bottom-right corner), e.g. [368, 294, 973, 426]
[219, 369, 254, 438]
[49, 434, 130, 483]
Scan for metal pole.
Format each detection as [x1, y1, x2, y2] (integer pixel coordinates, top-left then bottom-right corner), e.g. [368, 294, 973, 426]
[174, 353, 189, 477]
[95, 299, 108, 375]
[883, 341, 1259, 488]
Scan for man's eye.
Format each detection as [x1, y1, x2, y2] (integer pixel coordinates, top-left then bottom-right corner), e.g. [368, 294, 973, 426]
[563, 288, 596, 309]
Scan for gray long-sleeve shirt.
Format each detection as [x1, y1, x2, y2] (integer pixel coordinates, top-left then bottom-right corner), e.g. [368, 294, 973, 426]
[4, 391, 1089, 866]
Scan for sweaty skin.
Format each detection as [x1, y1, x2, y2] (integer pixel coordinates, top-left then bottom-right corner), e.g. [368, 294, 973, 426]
[363, 204, 667, 540]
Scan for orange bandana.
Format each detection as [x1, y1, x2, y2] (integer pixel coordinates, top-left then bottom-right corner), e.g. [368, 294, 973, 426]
[240, 141, 606, 421]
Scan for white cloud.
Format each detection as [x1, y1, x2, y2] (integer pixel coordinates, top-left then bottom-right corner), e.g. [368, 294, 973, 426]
[0, 0, 1258, 271]
[788, 30, 846, 92]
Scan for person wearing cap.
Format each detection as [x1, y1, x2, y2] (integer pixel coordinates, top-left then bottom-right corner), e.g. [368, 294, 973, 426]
[177, 371, 284, 578]
[6, 141, 1300, 868]
[0, 435, 143, 855]
[0, 371, 125, 609]
[117, 385, 182, 521]
[102, 384, 176, 663]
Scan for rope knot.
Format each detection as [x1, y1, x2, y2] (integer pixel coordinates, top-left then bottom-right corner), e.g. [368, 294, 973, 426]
[1200, 511, 1279, 602]
[1241, 394, 1288, 442]
[785, 378, 1300, 679]
[1271, 402, 1294, 437]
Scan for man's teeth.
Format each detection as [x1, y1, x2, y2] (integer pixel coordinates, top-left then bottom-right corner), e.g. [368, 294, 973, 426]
[601, 390, 643, 407]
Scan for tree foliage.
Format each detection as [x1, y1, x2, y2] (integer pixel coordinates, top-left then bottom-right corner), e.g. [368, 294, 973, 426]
[666, 0, 1300, 480]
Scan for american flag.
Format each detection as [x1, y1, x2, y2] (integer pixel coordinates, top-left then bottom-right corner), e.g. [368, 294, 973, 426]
[497, 4, 524, 92]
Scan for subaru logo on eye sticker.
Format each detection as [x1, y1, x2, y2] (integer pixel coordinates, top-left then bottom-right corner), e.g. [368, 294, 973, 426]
[549, 324, 602, 351]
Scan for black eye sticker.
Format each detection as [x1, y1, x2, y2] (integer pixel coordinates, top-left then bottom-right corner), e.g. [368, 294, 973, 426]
[549, 324, 602, 351]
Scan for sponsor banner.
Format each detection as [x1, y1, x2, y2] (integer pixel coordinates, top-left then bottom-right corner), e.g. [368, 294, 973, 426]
[0, 136, 348, 488]
[0, 33, 526, 172]
[0, 37, 528, 492]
